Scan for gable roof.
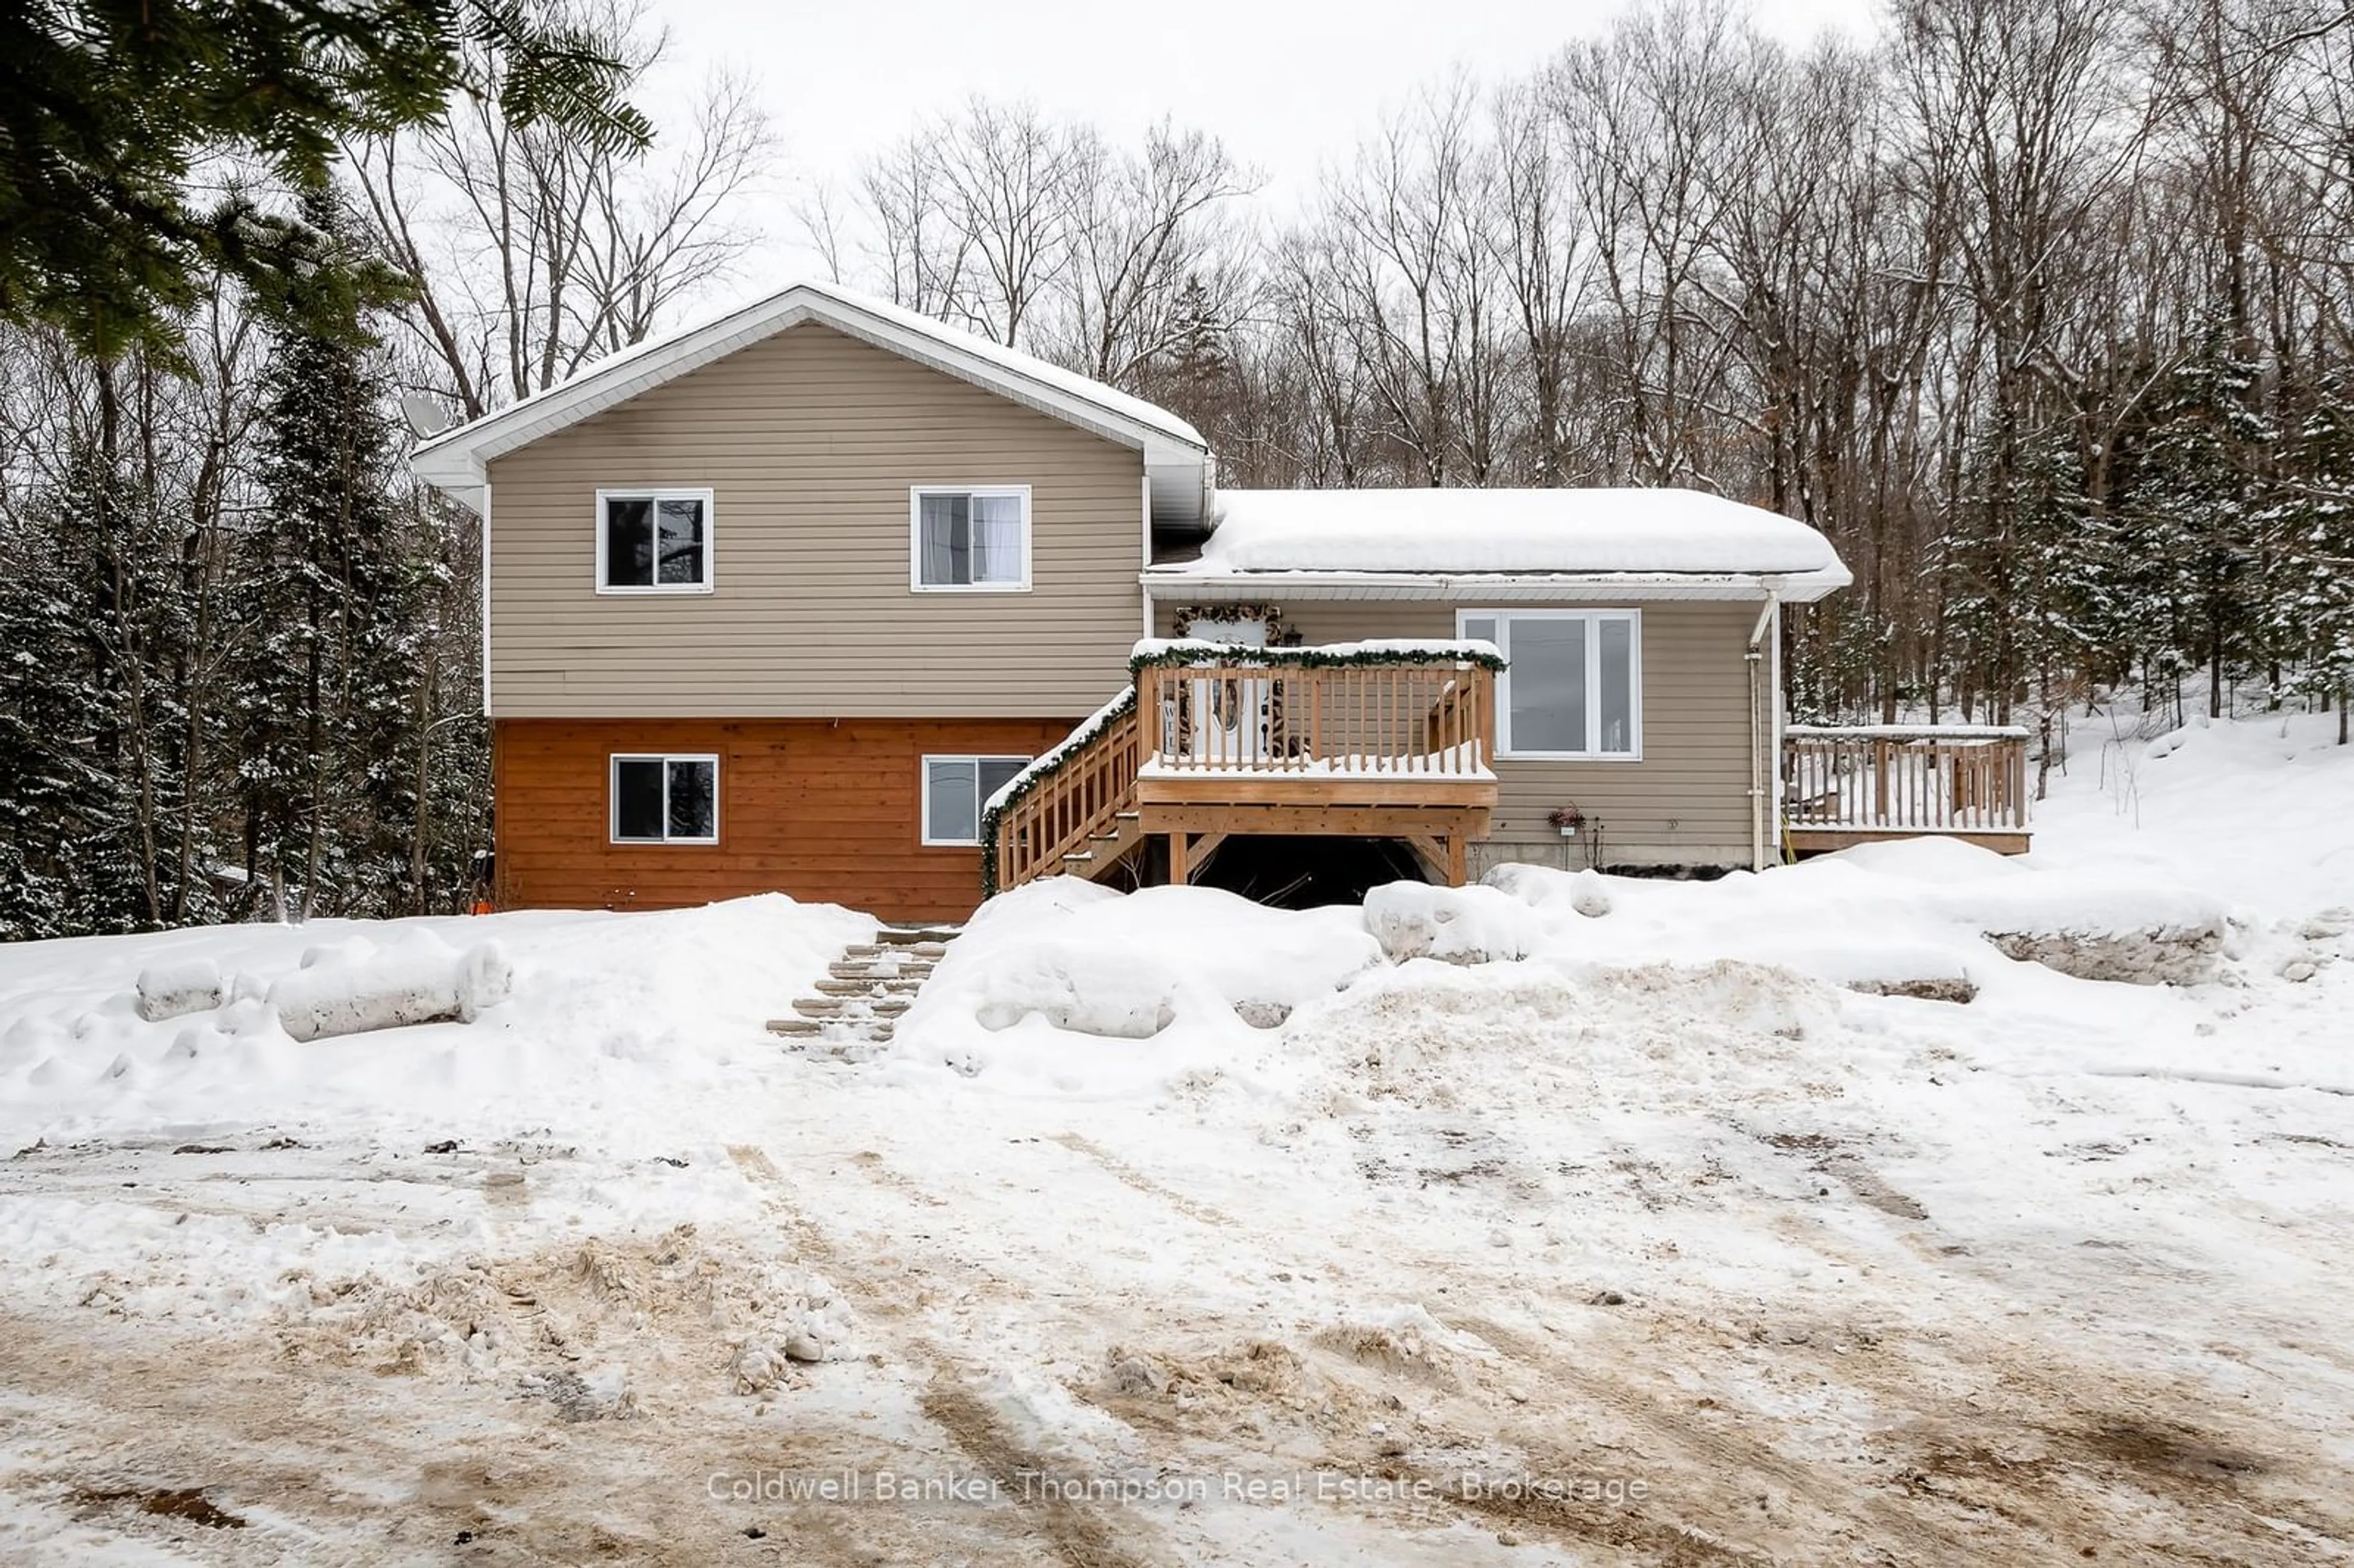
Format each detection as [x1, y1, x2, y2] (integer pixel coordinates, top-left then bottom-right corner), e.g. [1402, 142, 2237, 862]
[1143, 487, 1853, 602]
[408, 280, 1211, 520]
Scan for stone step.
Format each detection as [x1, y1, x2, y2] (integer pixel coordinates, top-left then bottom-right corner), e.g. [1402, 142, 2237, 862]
[815, 976, 924, 997]
[777, 1030, 894, 1056]
[853, 941, 950, 960]
[829, 962, 934, 983]
[773, 1008, 897, 1032]
[875, 927, 958, 948]
[799, 994, 912, 1014]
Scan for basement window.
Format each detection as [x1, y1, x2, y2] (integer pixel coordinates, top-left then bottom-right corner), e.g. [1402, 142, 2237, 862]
[1460, 609, 1642, 760]
[611, 755, 719, 843]
[912, 487, 1030, 590]
[923, 755, 1030, 846]
[598, 488, 713, 592]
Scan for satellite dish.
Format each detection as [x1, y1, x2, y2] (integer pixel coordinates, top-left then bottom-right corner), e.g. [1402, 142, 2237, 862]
[400, 395, 453, 438]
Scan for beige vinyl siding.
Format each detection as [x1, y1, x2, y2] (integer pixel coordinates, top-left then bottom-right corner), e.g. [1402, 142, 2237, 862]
[1156, 596, 1757, 867]
[487, 323, 1146, 718]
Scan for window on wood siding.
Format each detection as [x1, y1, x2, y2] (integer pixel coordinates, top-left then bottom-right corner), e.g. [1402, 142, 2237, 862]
[598, 488, 712, 592]
[1460, 610, 1642, 760]
[922, 755, 1030, 845]
[912, 487, 1030, 590]
[611, 755, 719, 843]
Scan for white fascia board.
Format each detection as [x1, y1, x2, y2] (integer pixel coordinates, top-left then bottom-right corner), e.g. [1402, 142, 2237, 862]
[1137, 565, 1853, 604]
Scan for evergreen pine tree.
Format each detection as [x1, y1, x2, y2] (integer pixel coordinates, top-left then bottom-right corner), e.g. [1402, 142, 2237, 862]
[1161, 274, 1235, 448]
[2108, 327, 2272, 717]
[0, 491, 111, 939]
[2264, 376, 2354, 743]
[236, 186, 433, 918]
[0, 441, 215, 937]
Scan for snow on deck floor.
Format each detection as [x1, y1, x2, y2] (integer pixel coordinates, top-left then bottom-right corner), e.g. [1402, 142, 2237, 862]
[0, 714, 2350, 1565]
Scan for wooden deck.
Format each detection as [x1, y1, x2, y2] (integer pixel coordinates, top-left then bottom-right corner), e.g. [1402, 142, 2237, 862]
[1781, 725, 2033, 856]
[989, 651, 1499, 894]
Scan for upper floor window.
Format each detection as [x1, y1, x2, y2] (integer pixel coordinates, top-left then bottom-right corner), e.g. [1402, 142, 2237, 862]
[611, 753, 719, 843]
[912, 486, 1030, 592]
[598, 488, 712, 593]
[1460, 609, 1641, 760]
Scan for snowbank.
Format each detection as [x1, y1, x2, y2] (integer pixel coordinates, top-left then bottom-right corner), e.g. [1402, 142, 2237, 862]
[1363, 882, 1546, 964]
[888, 881, 1381, 1092]
[1470, 840, 2232, 994]
[891, 820, 2244, 1103]
[0, 894, 870, 1148]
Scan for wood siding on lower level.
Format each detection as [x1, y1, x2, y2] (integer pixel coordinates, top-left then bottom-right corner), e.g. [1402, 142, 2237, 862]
[493, 717, 1079, 924]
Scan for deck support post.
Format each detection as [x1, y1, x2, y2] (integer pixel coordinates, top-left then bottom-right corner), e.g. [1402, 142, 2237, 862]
[1166, 831, 1188, 886]
[1446, 833, 1467, 887]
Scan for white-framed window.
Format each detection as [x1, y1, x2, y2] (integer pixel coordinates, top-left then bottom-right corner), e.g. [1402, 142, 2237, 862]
[596, 487, 713, 593]
[610, 753, 720, 844]
[911, 486, 1031, 591]
[1458, 609, 1642, 760]
[921, 755, 1030, 846]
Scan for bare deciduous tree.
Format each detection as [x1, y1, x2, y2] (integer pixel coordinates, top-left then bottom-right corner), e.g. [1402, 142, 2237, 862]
[346, 0, 775, 420]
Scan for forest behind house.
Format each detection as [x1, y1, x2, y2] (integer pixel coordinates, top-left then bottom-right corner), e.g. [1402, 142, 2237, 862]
[3, 0, 2350, 938]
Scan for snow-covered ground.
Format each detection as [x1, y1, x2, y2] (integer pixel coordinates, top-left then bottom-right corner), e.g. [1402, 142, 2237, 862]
[1, 708, 2349, 1566]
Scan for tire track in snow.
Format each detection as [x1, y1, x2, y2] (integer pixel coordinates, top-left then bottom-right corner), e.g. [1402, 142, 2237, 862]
[1048, 1133, 1235, 1229]
[1727, 1195, 2354, 1563]
[1414, 1306, 1985, 1564]
[1023, 1133, 1903, 1560]
[725, 1143, 1167, 1568]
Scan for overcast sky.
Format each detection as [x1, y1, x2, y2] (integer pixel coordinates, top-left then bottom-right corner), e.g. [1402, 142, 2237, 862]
[652, 0, 1883, 299]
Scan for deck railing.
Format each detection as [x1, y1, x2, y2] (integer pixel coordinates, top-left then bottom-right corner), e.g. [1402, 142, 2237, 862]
[1783, 724, 2031, 836]
[1135, 658, 1496, 775]
[987, 649, 1502, 895]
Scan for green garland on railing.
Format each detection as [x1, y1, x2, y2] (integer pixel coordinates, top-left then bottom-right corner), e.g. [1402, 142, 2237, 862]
[1127, 641, 1506, 676]
[978, 687, 1138, 900]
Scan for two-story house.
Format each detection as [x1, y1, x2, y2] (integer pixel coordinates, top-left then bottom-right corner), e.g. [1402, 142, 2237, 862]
[413, 281, 2027, 926]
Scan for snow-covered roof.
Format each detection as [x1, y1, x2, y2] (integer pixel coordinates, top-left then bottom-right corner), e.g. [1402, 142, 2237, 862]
[1145, 487, 1852, 602]
[409, 280, 1211, 520]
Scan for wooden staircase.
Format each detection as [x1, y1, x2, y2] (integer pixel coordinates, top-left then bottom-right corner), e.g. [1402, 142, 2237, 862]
[987, 691, 1148, 894]
[1054, 809, 1145, 878]
[766, 926, 955, 1059]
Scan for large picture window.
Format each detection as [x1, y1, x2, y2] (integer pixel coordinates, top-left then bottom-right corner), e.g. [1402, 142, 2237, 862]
[1459, 610, 1641, 760]
[611, 754, 719, 843]
[922, 755, 1030, 845]
[598, 488, 712, 592]
[912, 487, 1030, 590]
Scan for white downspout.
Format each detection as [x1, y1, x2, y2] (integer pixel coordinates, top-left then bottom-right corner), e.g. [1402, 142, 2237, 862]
[1140, 473, 1155, 640]
[1746, 590, 1780, 874]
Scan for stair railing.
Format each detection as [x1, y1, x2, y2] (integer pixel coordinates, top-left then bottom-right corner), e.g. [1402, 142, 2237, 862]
[982, 688, 1143, 896]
